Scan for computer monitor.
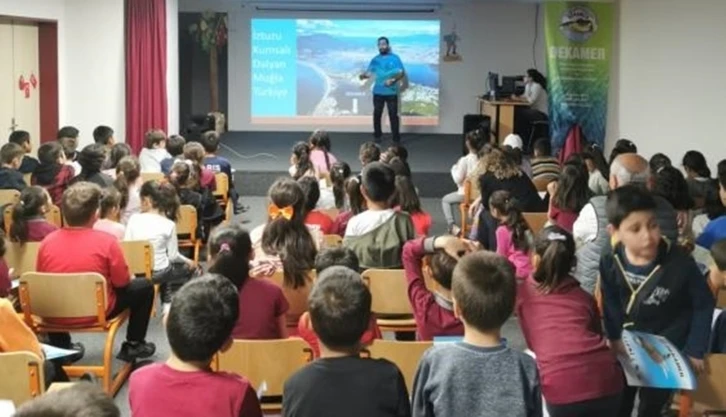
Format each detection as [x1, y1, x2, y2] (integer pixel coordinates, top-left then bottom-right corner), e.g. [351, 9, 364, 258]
[487, 72, 499, 95]
[501, 75, 525, 96]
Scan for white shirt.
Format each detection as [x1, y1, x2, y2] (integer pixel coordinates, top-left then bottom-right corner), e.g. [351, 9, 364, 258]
[121, 182, 142, 225]
[124, 212, 189, 271]
[451, 153, 479, 194]
[139, 148, 171, 173]
[65, 160, 82, 177]
[345, 209, 395, 237]
[572, 203, 598, 246]
[525, 82, 549, 115]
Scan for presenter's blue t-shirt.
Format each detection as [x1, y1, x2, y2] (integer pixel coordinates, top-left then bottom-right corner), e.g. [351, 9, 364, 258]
[367, 53, 404, 96]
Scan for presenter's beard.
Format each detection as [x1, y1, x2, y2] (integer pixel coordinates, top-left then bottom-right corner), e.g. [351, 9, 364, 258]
[379, 48, 389, 54]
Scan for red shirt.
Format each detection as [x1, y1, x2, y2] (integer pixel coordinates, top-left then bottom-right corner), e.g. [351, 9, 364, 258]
[403, 238, 464, 341]
[32, 165, 74, 206]
[297, 312, 381, 358]
[0, 259, 10, 298]
[200, 168, 217, 192]
[550, 204, 579, 234]
[233, 278, 289, 340]
[516, 276, 624, 405]
[36, 228, 130, 320]
[305, 211, 334, 235]
[26, 218, 58, 242]
[129, 363, 262, 417]
[409, 211, 432, 237]
[332, 210, 354, 236]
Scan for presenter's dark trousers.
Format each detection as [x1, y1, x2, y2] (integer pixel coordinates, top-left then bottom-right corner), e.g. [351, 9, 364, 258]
[373, 93, 400, 143]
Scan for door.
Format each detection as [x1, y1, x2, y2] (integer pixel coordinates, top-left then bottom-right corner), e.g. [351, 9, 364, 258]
[0, 21, 13, 139]
[12, 22, 40, 153]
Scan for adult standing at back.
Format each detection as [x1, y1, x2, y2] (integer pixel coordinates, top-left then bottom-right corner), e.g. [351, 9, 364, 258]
[513, 69, 549, 144]
[359, 37, 406, 145]
[573, 153, 678, 294]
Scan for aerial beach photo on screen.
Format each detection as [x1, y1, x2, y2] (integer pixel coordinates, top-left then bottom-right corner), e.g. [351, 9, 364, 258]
[295, 19, 440, 121]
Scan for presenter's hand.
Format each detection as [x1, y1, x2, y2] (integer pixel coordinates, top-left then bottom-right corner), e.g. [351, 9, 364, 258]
[359, 73, 370, 80]
[384, 78, 395, 87]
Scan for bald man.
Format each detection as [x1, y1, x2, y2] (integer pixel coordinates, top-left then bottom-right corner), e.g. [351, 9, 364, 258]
[573, 153, 679, 293]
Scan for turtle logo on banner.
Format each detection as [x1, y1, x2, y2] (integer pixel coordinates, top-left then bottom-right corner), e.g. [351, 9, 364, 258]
[559, 6, 598, 42]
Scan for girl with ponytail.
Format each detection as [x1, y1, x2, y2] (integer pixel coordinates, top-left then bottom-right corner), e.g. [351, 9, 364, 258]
[288, 142, 315, 180]
[489, 190, 533, 280]
[308, 129, 338, 175]
[516, 225, 624, 416]
[114, 156, 141, 224]
[208, 224, 288, 339]
[9, 186, 57, 244]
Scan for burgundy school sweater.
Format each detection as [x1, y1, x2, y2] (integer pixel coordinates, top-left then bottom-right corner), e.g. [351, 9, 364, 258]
[516, 275, 623, 405]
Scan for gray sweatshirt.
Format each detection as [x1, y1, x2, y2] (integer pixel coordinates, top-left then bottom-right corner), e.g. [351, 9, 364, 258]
[412, 343, 542, 417]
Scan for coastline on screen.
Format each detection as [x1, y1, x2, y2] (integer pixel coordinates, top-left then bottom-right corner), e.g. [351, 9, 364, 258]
[250, 19, 441, 126]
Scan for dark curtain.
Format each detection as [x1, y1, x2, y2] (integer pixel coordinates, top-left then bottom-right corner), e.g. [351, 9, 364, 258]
[125, 0, 167, 153]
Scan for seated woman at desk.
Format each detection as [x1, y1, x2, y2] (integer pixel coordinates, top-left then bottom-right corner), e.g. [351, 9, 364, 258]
[512, 69, 549, 148]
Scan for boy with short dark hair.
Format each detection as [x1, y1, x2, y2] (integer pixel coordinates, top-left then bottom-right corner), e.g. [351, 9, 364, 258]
[138, 129, 171, 172]
[0, 142, 27, 190]
[403, 235, 467, 340]
[530, 137, 560, 184]
[9, 130, 39, 174]
[412, 251, 541, 417]
[14, 382, 119, 417]
[315, 247, 360, 274]
[57, 126, 79, 141]
[202, 130, 243, 212]
[359, 141, 381, 167]
[130, 274, 263, 417]
[284, 266, 410, 417]
[93, 125, 115, 148]
[160, 134, 186, 174]
[37, 182, 155, 361]
[600, 185, 714, 417]
[710, 239, 726, 353]
[343, 162, 414, 269]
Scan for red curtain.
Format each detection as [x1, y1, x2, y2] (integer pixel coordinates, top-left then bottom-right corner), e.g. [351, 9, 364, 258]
[125, 0, 167, 154]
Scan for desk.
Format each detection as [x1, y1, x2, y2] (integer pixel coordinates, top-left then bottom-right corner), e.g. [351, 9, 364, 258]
[478, 99, 529, 145]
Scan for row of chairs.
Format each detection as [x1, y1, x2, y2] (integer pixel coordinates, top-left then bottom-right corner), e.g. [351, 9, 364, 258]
[458, 179, 549, 237]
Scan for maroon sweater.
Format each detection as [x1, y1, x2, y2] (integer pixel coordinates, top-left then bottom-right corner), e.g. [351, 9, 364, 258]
[403, 238, 464, 341]
[516, 275, 624, 405]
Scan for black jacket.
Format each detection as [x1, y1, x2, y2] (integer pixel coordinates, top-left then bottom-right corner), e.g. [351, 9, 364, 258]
[0, 167, 27, 191]
[600, 239, 714, 358]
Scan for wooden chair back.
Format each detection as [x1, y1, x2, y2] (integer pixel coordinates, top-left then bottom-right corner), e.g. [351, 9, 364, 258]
[213, 172, 229, 203]
[718, 288, 726, 309]
[176, 205, 198, 237]
[364, 340, 432, 396]
[140, 172, 165, 183]
[680, 354, 726, 416]
[19, 272, 107, 324]
[0, 189, 20, 207]
[319, 208, 340, 220]
[0, 351, 45, 407]
[361, 269, 413, 317]
[4, 241, 41, 277]
[267, 270, 315, 328]
[121, 240, 154, 279]
[523, 212, 549, 236]
[533, 177, 553, 193]
[4, 204, 63, 234]
[215, 339, 312, 397]
[322, 234, 343, 249]
[460, 179, 480, 234]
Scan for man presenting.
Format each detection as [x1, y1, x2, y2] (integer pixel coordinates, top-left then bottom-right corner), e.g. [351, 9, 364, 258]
[359, 37, 405, 144]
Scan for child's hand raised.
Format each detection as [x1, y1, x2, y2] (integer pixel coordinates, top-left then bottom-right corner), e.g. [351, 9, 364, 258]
[434, 236, 480, 259]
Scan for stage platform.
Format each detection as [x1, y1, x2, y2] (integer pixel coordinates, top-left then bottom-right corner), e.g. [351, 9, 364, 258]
[218, 131, 462, 197]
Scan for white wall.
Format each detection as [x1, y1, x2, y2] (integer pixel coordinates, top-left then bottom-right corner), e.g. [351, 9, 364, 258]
[615, 0, 726, 170]
[167, 0, 180, 134]
[63, 0, 125, 146]
[181, 0, 545, 134]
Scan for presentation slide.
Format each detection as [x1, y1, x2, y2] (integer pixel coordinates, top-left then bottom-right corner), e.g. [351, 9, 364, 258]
[250, 19, 440, 126]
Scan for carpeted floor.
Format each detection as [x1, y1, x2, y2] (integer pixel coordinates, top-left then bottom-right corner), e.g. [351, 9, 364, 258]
[61, 195, 527, 416]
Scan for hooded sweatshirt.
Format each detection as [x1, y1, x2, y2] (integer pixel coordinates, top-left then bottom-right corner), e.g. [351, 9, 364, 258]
[32, 163, 75, 206]
[0, 167, 26, 191]
[139, 148, 172, 173]
[600, 239, 714, 359]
